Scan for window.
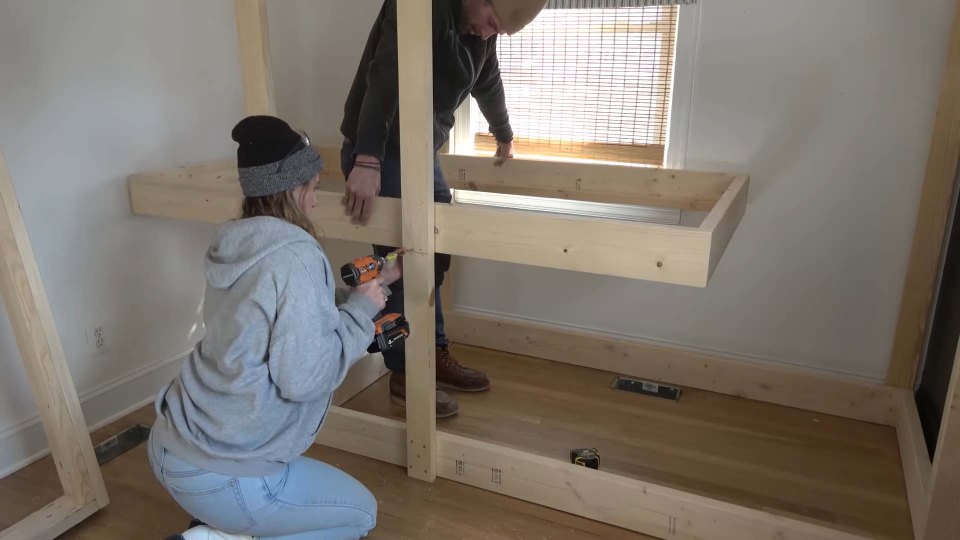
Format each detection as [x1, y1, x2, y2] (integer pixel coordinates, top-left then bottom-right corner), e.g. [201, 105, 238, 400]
[454, 0, 694, 168]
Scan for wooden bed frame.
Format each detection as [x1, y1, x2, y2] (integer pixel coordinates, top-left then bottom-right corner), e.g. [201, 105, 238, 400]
[123, 1, 960, 538]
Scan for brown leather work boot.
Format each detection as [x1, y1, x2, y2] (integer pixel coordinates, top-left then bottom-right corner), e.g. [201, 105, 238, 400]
[436, 346, 490, 392]
[389, 372, 459, 418]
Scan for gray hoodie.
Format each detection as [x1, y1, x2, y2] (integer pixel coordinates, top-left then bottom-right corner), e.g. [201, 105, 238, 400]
[151, 216, 381, 476]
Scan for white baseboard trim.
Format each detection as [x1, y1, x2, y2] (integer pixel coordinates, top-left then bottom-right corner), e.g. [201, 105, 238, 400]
[0, 347, 191, 480]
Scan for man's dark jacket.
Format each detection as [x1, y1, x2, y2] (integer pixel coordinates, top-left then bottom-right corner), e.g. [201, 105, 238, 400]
[340, 0, 514, 160]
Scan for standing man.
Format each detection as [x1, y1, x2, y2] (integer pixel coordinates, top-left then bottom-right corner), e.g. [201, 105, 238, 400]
[340, 0, 547, 417]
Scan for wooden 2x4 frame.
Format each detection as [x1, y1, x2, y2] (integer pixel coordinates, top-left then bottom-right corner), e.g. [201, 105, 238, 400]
[0, 150, 109, 540]
[126, 1, 960, 538]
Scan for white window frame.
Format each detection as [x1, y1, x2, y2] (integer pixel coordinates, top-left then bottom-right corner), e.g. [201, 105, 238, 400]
[448, 2, 701, 223]
[450, 2, 700, 171]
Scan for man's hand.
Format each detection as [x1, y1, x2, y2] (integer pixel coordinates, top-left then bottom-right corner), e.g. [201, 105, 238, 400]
[343, 155, 381, 225]
[494, 139, 514, 167]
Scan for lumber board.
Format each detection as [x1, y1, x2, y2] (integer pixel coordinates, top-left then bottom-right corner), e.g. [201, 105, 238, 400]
[128, 177, 402, 246]
[396, 0, 437, 482]
[923, 338, 960, 539]
[315, 407, 406, 467]
[440, 153, 733, 211]
[437, 432, 872, 540]
[435, 203, 712, 287]
[895, 389, 932, 539]
[444, 308, 901, 426]
[702, 175, 749, 280]
[129, 146, 737, 210]
[887, 0, 960, 388]
[234, 0, 276, 116]
[0, 497, 99, 540]
[313, 407, 871, 539]
[0, 150, 107, 536]
[331, 354, 390, 407]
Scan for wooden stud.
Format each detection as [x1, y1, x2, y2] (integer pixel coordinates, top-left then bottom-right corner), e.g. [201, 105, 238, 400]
[0, 496, 99, 540]
[922, 340, 960, 539]
[887, 0, 960, 388]
[234, 0, 276, 116]
[701, 175, 749, 279]
[0, 150, 108, 539]
[396, 0, 437, 481]
[894, 389, 933, 538]
[436, 202, 714, 287]
[125, 147, 736, 210]
[440, 153, 733, 211]
[316, 407, 872, 539]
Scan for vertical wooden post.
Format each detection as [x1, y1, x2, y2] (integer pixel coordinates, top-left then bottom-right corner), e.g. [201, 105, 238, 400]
[923, 342, 960, 539]
[235, 0, 276, 116]
[397, 0, 437, 481]
[887, 0, 960, 387]
[0, 149, 108, 539]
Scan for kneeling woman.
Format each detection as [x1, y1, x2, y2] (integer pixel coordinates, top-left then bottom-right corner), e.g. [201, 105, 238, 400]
[148, 115, 399, 540]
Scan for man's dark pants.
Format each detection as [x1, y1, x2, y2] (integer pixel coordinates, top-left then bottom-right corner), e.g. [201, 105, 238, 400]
[340, 141, 452, 374]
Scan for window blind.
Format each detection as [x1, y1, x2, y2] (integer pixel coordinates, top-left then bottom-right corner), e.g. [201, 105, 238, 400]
[469, 0, 686, 166]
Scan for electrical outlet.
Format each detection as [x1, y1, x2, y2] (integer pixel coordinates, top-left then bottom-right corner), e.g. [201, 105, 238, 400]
[87, 325, 109, 354]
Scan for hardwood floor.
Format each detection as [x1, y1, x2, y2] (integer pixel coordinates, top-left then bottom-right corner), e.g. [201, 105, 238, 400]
[0, 405, 649, 539]
[344, 345, 914, 540]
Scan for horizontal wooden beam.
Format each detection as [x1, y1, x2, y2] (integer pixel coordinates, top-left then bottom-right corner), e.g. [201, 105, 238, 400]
[315, 407, 871, 539]
[440, 152, 733, 211]
[436, 202, 712, 286]
[129, 146, 736, 211]
[128, 176, 401, 246]
[315, 407, 406, 467]
[130, 161, 744, 288]
[444, 308, 901, 426]
[0, 496, 99, 540]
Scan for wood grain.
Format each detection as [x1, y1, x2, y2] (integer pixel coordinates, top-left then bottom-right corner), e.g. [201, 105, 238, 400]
[234, 0, 275, 116]
[887, 0, 960, 388]
[0, 149, 107, 539]
[444, 308, 901, 426]
[2, 406, 649, 540]
[344, 345, 912, 539]
[396, 0, 437, 481]
[923, 339, 960, 539]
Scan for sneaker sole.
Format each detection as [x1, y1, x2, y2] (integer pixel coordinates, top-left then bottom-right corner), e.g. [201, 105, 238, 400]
[390, 394, 459, 418]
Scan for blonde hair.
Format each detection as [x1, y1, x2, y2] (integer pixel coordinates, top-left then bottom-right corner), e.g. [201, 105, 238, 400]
[240, 187, 318, 240]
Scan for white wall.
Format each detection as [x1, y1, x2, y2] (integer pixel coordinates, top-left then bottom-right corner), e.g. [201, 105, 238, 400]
[270, 0, 956, 381]
[0, 0, 241, 476]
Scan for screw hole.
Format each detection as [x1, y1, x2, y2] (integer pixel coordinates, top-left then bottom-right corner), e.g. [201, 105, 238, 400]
[656, 261, 664, 268]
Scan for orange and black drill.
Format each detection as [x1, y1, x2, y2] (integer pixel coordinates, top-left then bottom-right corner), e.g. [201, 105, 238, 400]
[340, 254, 410, 353]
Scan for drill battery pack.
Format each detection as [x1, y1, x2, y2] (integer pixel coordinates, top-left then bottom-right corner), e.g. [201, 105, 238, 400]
[570, 448, 600, 470]
[368, 313, 410, 353]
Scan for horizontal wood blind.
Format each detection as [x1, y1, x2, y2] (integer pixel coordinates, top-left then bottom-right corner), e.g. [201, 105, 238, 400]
[471, 2, 681, 166]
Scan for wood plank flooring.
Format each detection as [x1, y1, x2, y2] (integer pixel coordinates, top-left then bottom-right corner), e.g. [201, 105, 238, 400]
[344, 345, 913, 540]
[0, 405, 649, 539]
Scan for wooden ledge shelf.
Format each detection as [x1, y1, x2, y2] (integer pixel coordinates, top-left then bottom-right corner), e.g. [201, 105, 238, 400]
[128, 147, 748, 287]
[324, 345, 911, 540]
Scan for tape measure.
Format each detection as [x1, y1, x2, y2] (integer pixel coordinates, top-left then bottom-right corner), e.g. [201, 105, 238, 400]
[570, 448, 599, 470]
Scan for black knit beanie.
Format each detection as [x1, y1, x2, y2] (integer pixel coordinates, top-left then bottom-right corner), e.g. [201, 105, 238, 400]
[231, 115, 324, 197]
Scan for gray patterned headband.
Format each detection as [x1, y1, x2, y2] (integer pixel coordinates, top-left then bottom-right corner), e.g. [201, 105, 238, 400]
[237, 145, 324, 198]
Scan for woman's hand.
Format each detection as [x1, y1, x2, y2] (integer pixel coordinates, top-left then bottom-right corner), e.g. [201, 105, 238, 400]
[354, 278, 387, 311]
[379, 249, 404, 286]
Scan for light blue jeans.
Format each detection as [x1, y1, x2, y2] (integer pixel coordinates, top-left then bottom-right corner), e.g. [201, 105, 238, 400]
[147, 432, 377, 539]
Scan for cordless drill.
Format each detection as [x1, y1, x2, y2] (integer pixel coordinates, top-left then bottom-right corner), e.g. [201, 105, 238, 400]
[340, 254, 410, 353]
